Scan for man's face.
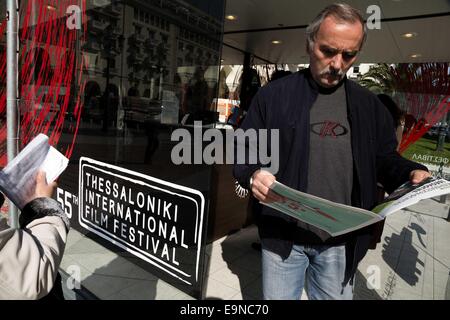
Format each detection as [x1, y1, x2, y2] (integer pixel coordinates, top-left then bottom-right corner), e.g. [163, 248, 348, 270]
[308, 16, 363, 88]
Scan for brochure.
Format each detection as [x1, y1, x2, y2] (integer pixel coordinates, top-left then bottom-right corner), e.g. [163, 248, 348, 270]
[263, 177, 450, 237]
[0, 134, 68, 209]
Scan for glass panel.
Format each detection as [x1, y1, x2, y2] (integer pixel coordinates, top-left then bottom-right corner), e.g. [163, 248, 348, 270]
[0, 2, 6, 167]
[10, 0, 225, 299]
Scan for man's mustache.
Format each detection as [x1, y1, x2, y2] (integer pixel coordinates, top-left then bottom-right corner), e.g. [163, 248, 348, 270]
[320, 68, 344, 78]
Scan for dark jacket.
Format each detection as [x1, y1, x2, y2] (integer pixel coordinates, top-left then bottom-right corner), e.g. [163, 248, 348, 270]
[233, 69, 427, 284]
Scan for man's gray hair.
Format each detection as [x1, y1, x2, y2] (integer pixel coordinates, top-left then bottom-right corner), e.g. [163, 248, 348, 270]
[306, 3, 367, 52]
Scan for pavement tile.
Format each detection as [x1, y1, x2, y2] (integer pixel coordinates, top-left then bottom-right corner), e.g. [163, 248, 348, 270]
[205, 245, 242, 275]
[103, 292, 132, 300]
[408, 199, 449, 219]
[231, 250, 262, 275]
[64, 236, 109, 255]
[444, 270, 450, 296]
[433, 248, 450, 267]
[220, 230, 259, 251]
[172, 291, 196, 300]
[229, 292, 246, 300]
[240, 277, 263, 300]
[384, 212, 412, 232]
[60, 254, 78, 271]
[206, 255, 231, 275]
[357, 197, 450, 300]
[81, 272, 137, 298]
[60, 194, 450, 300]
[390, 291, 423, 300]
[210, 264, 260, 290]
[204, 278, 239, 300]
[114, 279, 179, 300]
[64, 253, 124, 273]
[64, 229, 86, 249]
[434, 286, 448, 300]
[212, 242, 248, 262]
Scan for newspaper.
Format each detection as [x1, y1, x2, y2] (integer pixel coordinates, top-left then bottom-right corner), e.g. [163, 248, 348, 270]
[0, 134, 68, 209]
[263, 177, 450, 237]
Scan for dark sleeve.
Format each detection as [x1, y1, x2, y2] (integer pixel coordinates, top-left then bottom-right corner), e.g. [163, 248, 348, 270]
[232, 88, 266, 189]
[376, 101, 428, 193]
[19, 197, 70, 232]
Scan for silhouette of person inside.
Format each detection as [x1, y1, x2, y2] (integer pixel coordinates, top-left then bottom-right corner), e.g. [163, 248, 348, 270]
[250, 69, 292, 252]
[184, 67, 209, 119]
[270, 70, 292, 82]
[377, 94, 405, 151]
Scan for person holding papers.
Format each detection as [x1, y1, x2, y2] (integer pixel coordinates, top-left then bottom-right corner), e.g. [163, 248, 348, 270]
[0, 171, 69, 300]
[233, 3, 430, 300]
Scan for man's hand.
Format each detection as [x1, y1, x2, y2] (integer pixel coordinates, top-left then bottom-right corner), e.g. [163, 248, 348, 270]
[251, 170, 282, 203]
[34, 171, 57, 199]
[409, 170, 431, 184]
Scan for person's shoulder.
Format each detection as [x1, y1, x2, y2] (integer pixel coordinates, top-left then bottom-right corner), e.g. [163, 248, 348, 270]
[346, 79, 384, 106]
[346, 79, 392, 122]
[346, 78, 377, 98]
[262, 71, 304, 93]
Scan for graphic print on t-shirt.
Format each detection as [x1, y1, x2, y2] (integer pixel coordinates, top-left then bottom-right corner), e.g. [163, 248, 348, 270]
[307, 82, 353, 207]
[310, 121, 349, 138]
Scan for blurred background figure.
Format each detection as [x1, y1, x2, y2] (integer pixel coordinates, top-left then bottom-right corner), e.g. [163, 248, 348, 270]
[250, 68, 292, 252]
[377, 93, 405, 151]
[270, 70, 292, 82]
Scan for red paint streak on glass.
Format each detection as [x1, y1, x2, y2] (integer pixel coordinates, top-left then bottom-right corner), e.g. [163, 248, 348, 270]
[387, 63, 450, 154]
[0, 0, 86, 167]
[0, 18, 7, 166]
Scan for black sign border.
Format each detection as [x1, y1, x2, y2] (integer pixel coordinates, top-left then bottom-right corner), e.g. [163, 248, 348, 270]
[78, 157, 205, 286]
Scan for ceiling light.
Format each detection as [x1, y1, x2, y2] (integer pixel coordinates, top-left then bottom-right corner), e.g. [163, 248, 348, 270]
[402, 32, 418, 38]
[410, 54, 422, 58]
[271, 40, 282, 44]
[225, 15, 237, 21]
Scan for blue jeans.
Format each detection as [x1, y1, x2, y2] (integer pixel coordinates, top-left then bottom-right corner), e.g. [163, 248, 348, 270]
[262, 244, 353, 300]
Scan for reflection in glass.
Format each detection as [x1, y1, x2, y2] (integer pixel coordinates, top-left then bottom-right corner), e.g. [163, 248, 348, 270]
[81, 0, 222, 133]
[11, 0, 224, 167]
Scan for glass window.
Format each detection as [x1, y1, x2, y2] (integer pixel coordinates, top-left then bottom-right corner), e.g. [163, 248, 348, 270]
[12, 0, 226, 301]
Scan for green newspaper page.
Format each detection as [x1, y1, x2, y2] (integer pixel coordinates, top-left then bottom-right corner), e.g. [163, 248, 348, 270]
[264, 182, 383, 237]
[263, 178, 450, 237]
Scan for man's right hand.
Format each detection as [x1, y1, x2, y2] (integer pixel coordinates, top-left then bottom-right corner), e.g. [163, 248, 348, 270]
[251, 170, 283, 203]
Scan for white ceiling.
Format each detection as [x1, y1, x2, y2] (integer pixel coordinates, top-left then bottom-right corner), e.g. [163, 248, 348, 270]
[222, 0, 450, 64]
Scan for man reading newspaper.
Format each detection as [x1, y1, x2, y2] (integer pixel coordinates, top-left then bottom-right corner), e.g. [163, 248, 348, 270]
[233, 3, 430, 300]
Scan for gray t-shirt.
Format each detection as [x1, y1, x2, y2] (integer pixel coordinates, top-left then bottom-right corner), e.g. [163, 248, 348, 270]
[295, 82, 353, 242]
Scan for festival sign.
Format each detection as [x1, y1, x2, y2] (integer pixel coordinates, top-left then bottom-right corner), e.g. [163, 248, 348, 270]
[78, 157, 205, 287]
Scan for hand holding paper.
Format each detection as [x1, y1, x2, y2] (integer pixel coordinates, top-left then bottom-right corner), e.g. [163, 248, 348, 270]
[0, 134, 68, 209]
[40, 145, 69, 184]
[34, 170, 58, 199]
[251, 169, 282, 203]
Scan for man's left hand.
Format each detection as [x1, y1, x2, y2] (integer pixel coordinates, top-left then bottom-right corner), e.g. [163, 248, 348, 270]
[34, 170, 57, 199]
[409, 170, 432, 184]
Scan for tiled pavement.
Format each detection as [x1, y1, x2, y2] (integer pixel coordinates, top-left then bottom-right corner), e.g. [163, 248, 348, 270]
[60, 197, 450, 300]
[355, 198, 450, 300]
